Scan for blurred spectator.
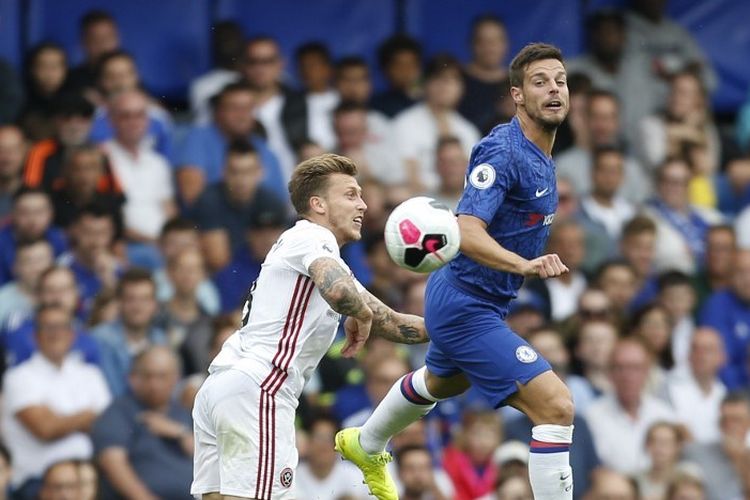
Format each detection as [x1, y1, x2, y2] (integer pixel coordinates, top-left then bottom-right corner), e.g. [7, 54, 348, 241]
[664, 473, 707, 500]
[507, 328, 602, 497]
[0, 188, 66, 285]
[557, 286, 616, 344]
[0, 239, 53, 331]
[48, 144, 124, 230]
[527, 219, 587, 321]
[635, 422, 690, 500]
[333, 101, 400, 185]
[579, 145, 635, 243]
[442, 410, 499, 500]
[67, 10, 121, 97]
[429, 136, 468, 211]
[23, 92, 96, 191]
[92, 269, 166, 396]
[643, 158, 722, 275]
[594, 260, 638, 319]
[154, 218, 220, 315]
[297, 42, 338, 151]
[0, 58, 23, 124]
[553, 73, 593, 156]
[504, 292, 546, 339]
[58, 204, 122, 316]
[565, 10, 657, 143]
[459, 15, 511, 131]
[189, 140, 286, 271]
[657, 271, 697, 369]
[101, 89, 176, 247]
[38, 460, 81, 500]
[77, 460, 98, 500]
[294, 414, 370, 499]
[1, 304, 110, 499]
[582, 468, 638, 500]
[2, 266, 99, 368]
[0, 445, 9, 500]
[586, 337, 676, 474]
[392, 54, 479, 193]
[625, 0, 717, 96]
[213, 203, 288, 313]
[155, 248, 212, 375]
[699, 249, 750, 389]
[371, 35, 423, 118]
[629, 303, 674, 390]
[333, 56, 392, 140]
[661, 327, 726, 444]
[18, 43, 70, 142]
[638, 70, 721, 172]
[395, 444, 450, 500]
[241, 36, 308, 181]
[684, 392, 750, 500]
[694, 224, 735, 306]
[189, 20, 243, 124]
[555, 90, 648, 204]
[90, 50, 173, 158]
[483, 475, 533, 500]
[0, 125, 26, 218]
[716, 156, 750, 217]
[176, 82, 286, 204]
[91, 346, 193, 500]
[620, 215, 659, 310]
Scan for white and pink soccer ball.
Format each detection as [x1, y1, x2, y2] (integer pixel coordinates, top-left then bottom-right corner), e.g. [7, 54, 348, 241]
[384, 196, 461, 273]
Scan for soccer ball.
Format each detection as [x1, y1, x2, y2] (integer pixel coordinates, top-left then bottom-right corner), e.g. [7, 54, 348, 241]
[384, 197, 461, 273]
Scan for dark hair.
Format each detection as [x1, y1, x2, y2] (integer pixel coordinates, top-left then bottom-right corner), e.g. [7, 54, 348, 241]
[394, 444, 432, 469]
[622, 217, 655, 241]
[96, 49, 136, 82]
[722, 391, 750, 407]
[295, 41, 332, 64]
[436, 135, 462, 153]
[160, 217, 197, 238]
[12, 186, 50, 206]
[227, 139, 257, 157]
[34, 303, 72, 328]
[657, 270, 693, 291]
[423, 54, 462, 81]
[53, 91, 95, 118]
[288, 153, 358, 215]
[586, 9, 625, 35]
[63, 143, 104, 168]
[333, 100, 368, 117]
[509, 43, 563, 88]
[211, 21, 245, 69]
[80, 9, 116, 35]
[592, 144, 623, 168]
[116, 268, 154, 298]
[470, 14, 506, 42]
[15, 238, 51, 256]
[594, 258, 635, 284]
[0, 442, 10, 465]
[210, 81, 255, 111]
[335, 56, 369, 78]
[377, 35, 422, 71]
[73, 201, 116, 225]
[304, 412, 341, 433]
[567, 72, 593, 95]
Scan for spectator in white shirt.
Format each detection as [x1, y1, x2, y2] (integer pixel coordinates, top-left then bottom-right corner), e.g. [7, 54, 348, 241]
[295, 414, 370, 499]
[391, 54, 480, 193]
[586, 337, 677, 474]
[580, 145, 635, 241]
[189, 21, 243, 124]
[0, 239, 53, 331]
[661, 327, 727, 444]
[428, 136, 468, 211]
[102, 89, 176, 247]
[296, 42, 338, 151]
[1, 304, 110, 497]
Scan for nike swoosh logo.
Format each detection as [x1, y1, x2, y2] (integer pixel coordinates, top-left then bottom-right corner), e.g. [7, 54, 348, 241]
[560, 473, 571, 481]
[535, 187, 549, 197]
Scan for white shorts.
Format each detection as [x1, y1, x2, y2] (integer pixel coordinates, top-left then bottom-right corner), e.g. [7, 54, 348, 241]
[191, 368, 298, 499]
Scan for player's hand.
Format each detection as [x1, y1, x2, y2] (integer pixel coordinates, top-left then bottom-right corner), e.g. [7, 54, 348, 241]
[522, 253, 569, 279]
[342, 315, 372, 358]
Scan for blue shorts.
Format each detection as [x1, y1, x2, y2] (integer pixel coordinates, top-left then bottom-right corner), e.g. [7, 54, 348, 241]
[424, 269, 551, 408]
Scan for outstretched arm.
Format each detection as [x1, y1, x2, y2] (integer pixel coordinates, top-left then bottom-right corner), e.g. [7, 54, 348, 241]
[358, 289, 429, 344]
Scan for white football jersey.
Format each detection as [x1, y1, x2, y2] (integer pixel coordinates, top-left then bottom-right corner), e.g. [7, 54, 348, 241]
[209, 220, 362, 404]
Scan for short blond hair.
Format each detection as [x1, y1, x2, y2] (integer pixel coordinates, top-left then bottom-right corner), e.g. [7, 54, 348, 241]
[288, 153, 358, 215]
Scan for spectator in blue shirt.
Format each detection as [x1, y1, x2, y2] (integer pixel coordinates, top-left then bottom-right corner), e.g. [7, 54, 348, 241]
[91, 346, 193, 500]
[92, 269, 166, 396]
[699, 249, 750, 389]
[176, 82, 287, 205]
[189, 140, 286, 272]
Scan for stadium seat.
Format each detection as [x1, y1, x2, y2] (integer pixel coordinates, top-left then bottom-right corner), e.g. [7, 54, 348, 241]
[26, 0, 211, 100]
[0, 0, 22, 67]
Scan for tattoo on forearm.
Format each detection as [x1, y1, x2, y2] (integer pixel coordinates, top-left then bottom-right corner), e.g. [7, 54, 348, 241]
[310, 259, 369, 318]
[363, 292, 429, 344]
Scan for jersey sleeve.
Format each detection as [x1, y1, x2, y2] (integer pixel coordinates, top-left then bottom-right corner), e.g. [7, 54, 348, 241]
[455, 143, 518, 225]
[280, 225, 349, 277]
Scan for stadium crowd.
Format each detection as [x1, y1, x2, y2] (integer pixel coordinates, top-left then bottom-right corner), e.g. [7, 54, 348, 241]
[0, 2, 749, 500]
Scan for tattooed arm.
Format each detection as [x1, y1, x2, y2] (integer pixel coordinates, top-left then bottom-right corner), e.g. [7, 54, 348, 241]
[308, 257, 373, 320]
[359, 289, 429, 344]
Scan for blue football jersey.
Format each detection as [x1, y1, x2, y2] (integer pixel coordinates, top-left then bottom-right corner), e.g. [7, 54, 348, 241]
[445, 117, 558, 304]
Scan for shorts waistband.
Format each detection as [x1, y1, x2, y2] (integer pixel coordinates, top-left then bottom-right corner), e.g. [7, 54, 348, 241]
[440, 268, 512, 308]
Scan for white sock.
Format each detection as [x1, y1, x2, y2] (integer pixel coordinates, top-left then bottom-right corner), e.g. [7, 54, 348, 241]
[528, 424, 574, 500]
[358, 367, 438, 454]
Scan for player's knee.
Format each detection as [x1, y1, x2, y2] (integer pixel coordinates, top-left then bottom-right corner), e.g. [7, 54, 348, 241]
[545, 392, 575, 425]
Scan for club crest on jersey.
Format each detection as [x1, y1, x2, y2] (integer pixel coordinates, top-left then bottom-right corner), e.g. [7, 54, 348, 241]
[468, 163, 496, 190]
[280, 467, 293, 488]
[516, 346, 538, 363]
